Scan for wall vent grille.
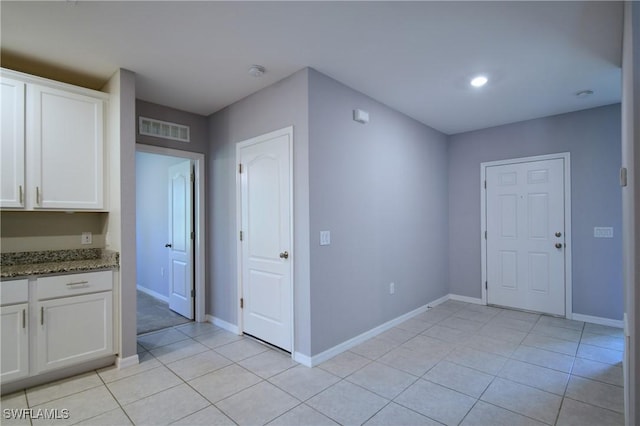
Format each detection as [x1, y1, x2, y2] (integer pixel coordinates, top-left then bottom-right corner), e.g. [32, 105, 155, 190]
[139, 116, 190, 143]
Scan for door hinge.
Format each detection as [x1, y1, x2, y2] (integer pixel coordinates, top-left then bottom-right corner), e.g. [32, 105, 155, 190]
[240, 298, 244, 309]
[191, 231, 195, 240]
[238, 163, 243, 174]
[620, 167, 628, 187]
[191, 172, 195, 183]
[191, 289, 195, 298]
[239, 230, 243, 241]
[484, 180, 487, 189]
[484, 231, 487, 240]
[485, 281, 488, 290]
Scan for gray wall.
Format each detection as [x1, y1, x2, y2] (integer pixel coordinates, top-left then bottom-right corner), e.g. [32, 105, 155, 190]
[136, 99, 209, 154]
[307, 69, 449, 354]
[207, 69, 312, 355]
[448, 104, 623, 320]
[135, 152, 187, 298]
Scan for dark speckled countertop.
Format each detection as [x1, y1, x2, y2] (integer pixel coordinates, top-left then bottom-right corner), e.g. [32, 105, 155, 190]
[1, 249, 119, 278]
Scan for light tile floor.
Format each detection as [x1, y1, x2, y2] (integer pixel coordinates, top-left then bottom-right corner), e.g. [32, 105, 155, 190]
[1, 300, 625, 426]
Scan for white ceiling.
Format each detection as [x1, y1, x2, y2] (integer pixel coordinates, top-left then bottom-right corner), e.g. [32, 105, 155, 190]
[0, 1, 623, 135]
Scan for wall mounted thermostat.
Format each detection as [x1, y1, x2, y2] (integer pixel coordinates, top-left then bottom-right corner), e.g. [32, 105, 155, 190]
[353, 109, 369, 124]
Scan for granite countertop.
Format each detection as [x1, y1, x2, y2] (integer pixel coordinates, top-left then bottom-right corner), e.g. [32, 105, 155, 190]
[1, 249, 120, 279]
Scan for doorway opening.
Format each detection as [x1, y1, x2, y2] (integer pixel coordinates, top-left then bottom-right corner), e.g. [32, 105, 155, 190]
[135, 144, 206, 335]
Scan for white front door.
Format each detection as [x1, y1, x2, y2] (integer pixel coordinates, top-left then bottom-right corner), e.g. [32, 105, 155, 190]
[168, 160, 194, 319]
[238, 127, 293, 352]
[486, 158, 566, 316]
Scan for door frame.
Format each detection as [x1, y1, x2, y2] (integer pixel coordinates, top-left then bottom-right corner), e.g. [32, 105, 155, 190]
[235, 126, 294, 355]
[480, 152, 573, 318]
[135, 143, 206, 323]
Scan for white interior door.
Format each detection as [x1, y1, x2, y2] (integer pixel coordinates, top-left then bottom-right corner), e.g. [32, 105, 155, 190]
[168, 160, 194, 319]
[239, 128, 292, 352]
[486, 158, 566, 316]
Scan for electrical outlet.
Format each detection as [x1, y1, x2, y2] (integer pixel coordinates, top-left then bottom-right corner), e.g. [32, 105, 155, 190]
[389, 282, 395, 295]
[81, 232, 92, 245]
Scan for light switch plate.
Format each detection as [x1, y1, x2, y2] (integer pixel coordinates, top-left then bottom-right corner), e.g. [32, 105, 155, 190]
[81, 232, 92, 244]
[320, 231, 331, 246]
[594, 227, 613, 238]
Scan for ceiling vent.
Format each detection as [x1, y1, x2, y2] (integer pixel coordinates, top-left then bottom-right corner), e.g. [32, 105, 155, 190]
[139, 117, 190, 143]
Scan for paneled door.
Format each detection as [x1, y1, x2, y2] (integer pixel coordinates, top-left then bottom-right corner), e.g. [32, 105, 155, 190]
[238, 127, 293, 352]
[167, 160, 194, 319]
[486, 157, 567, 316]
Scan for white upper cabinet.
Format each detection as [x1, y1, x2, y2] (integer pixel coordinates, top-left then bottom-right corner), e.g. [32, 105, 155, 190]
[29, 84, 104, 210]
[0, 77, 26, 208]
[0, 69, 107, 211]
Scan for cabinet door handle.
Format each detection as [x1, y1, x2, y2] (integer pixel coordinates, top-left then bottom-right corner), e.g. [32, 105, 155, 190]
[41, 306, 44, 325]
[36, 186, 40, 205]
[66, 280, 89, 287]
[22, 309, 26, 329]
[19, 185, 23, 204]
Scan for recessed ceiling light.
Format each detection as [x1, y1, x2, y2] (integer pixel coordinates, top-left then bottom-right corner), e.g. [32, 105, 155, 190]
[470, 75, 488, 88]
[248, 65, 265, 78]
[575, 89, 594, 98]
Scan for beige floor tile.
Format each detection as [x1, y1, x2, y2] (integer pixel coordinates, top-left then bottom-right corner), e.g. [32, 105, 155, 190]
[400, 335, 455, 357]
[511, 345, 575, 373]
[150, 339, 209, 364]
[464, 334, 519, 357]
[194, 330, 243, 349]
[477, 323, 527, 344]
[421, 324, 472, 344]
[571, 357, 623, 387]
[453, 309, 498, 323]
[497, 309, 540, 323]
[489, 316, 536, 332]
[214, 338, 269, 362]
[576, 344, 623, 365]
[74, 407, 132, 425]
[267, 404, 338, 426]
[318, 351, 371, 378]
[123, 384, 209, 426]
[536, 316, 584, 331]
[137, 328, 190, 350]
[394, 318, 432, 334]
[98, 351, 161, 383]
[395, 379, 476, 425]
[307, 381, 388, 426]
[580, 332, 624, 351]
[166, 350, 232, 381]
[269, 365, 340, 401]
[413, 308, 454, 324]
[349, 337, 398, 360]
[498, 359, 569, 395]
[171, 405, 235, 425]
[175, 321, 221, 338]
[522, 332, 579, 356]
[364, 402, 440, 425]
[583, 323, 624, 338]
[1, 391, 30, 426]
[423, 360, 493, 398]
[217, 381, 300, 425]
[188, 364, 262, 403]
[31, 386, 118, 426]
[447, 346, 508, 375]
[530, 324, 582, 342]
[480, 378, 562, 424]
[565, 376, 624, 414]
[377, 347, 441, 377]
[556, 397, 624, 426]
[346, 361, 417, 399]
[26, 371, 103, 407]
[377, 327, 419, 344]
[460, 401, 546, 426]
[106, 365, 182, 405]
[438, 316, 484, 333]
[238, 350, 297, 379]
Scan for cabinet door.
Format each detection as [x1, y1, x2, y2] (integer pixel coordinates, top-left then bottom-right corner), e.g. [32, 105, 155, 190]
[1, 304, 29, 382]
[36, 292, 113, 373]
[0, 77, 26, 208]
[29, 84, 104, 210]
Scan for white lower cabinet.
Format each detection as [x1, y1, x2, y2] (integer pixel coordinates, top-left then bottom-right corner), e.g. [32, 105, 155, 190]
[0, 303, 29, 382]
[0, 271, 114, 384]
[37, 291, 113, 373]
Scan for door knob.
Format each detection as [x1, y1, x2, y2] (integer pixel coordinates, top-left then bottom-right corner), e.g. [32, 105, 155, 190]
[165, 243, 172, 248]
[555, 232, 562, 237]
[279, 251, 289, 259]
[555, 243, 563, 249]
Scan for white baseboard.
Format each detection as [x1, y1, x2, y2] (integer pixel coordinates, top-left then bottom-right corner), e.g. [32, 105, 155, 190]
[449, 294, 484, 305]
[137, 285, 169, 303]
[571, 313, 624, 329]
[116, 354, 139, 369]
[303, 293, 449, 367]
[206, 315, 240, 334]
